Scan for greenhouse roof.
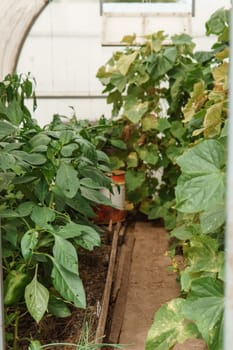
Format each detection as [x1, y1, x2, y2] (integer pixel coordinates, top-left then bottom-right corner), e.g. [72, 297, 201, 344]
[0, 0, 48, 80]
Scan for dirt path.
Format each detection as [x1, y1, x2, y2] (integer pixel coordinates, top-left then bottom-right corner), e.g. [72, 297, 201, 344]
[108, 221, 206, 350]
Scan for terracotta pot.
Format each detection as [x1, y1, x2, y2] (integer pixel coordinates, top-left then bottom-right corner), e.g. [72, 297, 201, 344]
[94, 170, 126, 224]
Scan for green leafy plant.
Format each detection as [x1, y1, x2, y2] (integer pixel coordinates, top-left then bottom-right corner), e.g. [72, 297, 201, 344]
[0, 74, 113, 349]
[96, 25, 216, 227]
[146, 7, 228, 350]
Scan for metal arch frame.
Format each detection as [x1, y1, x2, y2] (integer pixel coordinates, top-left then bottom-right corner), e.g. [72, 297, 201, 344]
[14, 1, 50, 73]
[0, 3, 50, 348]
[0, 0, 50, 80]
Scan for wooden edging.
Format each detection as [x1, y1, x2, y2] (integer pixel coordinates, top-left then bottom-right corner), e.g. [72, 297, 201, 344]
[108, 224, 135, 344]
[94, 221, 126, 347]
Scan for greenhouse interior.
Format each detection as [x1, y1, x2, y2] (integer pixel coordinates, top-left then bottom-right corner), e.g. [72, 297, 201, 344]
[0, 0, 232, 349]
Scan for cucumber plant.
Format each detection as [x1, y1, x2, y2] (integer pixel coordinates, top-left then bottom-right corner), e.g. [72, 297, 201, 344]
[96, 25, 213, 228]
[146, 8, 229, 350]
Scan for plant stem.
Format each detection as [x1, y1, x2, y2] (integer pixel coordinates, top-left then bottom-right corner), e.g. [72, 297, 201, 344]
[12, 311, 19, 350]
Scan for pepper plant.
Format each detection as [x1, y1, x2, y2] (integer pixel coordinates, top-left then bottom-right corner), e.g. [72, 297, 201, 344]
[0, 74, 113, 349]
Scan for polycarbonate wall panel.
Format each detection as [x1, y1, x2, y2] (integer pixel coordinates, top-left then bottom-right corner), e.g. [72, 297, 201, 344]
[0, 0, 48, 80]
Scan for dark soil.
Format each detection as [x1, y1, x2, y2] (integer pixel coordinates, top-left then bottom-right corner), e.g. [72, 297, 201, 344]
[14, 230, 112, 350]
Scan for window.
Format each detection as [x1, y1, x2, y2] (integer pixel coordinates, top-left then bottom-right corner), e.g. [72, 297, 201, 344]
[101, 0, 193, 45]
[101, 0, 193, 14]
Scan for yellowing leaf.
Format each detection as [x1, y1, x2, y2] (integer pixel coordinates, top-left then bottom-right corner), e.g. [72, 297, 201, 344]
[215, 47, 229, 60]
[203, 102, 223, 138]
[116, 51, 138, 76]
[141, 114, 158, 131]
[127, 152, 138, 168]
[183, 81, 207, 123]
[120, 33, 136, 45]
[213, 62, 228, 82]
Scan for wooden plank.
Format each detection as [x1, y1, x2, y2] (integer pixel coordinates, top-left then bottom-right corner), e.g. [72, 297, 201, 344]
[94, 222, 122, 346]
[108, 224, 135, 344]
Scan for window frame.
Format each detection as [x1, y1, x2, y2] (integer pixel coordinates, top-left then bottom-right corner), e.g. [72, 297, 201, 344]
[100, 0, 194, 16]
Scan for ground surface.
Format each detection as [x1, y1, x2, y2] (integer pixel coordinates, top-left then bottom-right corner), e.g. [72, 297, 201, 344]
[108, 221, 207, 350]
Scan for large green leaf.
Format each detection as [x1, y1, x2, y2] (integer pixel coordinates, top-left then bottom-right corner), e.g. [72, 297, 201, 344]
[152, 47, 177, 80]
[146, 298, 199, 350]
[21, 230, 38, 260]
[61, 143, 79, 157]
[74, 229, 101, 251]
[0, 152, 16, 171]
[136, 143, 159, 165]
[65, 193, 96, 217]
[30, 206, 56, 227]
[57, 222, 84, 239]
[13, 151, 47, 165]
[155, 118, 171, 132]
[57, 222, 100, 250]
[205, 8, 229, 35]
[110, 71, 127, 92]
[80, 186, 113, 206]
[16, 201, 35, 217]
[53, 235, 78, 274]
[125, 169, 145, 192]
[5, 99, 24, 125]
[170, 224, 200, 240]
[180, 235, 224, 291]
[110, 139, 127, 150]
[29, 133, 51, 148]
[80, 177, 107, 190]
[25, 274, 49, 323]
[0, 120, 16, 139]
[183, 277, 224, 350]
[55, 162, 79, 198]
[200, 204, 225, 234]
[51, 260, 86, 308]
[79, 166, 112, 189]
[175, 140, 225, 212]
[78, 138, 98, 164]
[59, 130, 74, 145]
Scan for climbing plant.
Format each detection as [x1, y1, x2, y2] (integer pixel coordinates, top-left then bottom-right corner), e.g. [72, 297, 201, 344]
[96, 22, 217, 228]
[146, 7, 229, 350]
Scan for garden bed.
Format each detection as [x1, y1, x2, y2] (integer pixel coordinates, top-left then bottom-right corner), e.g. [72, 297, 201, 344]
[14, 226, 114, 350]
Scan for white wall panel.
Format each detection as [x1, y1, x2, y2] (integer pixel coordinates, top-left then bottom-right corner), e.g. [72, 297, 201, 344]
[17, 0, 231, 125]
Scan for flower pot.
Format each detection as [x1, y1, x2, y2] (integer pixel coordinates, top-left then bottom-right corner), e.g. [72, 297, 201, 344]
[94, 170, 126, 224]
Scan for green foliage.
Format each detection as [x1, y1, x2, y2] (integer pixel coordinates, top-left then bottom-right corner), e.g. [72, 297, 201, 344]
[146, 298, 200, 350]
[183, 277, 224, 350]
[175, 139, 226, 213]
[0, 75, 113, 349]
[97, 30, 205, 223]
[145, 7, 229, 350]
